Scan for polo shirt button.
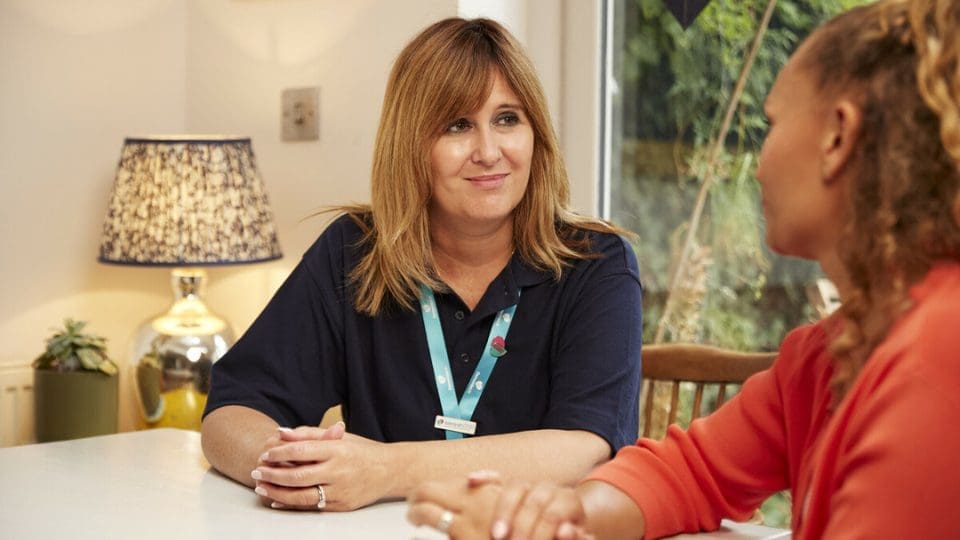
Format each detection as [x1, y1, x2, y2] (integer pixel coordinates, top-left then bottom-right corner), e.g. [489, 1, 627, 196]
[454, 310, 465, 320]
[460, 353, 470, 363]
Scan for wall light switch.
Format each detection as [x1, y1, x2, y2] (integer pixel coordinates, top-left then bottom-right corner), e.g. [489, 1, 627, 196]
[281, 87, 319, 141]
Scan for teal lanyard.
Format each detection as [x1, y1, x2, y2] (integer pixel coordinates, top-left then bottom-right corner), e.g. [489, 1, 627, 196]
[419, 284, 518, 439]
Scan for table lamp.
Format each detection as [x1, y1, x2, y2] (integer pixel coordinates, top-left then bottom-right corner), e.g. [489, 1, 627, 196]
[98, 136, 282, 430]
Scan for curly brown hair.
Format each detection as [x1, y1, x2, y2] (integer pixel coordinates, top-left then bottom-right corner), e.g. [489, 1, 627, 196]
[801, 0, 960, 399]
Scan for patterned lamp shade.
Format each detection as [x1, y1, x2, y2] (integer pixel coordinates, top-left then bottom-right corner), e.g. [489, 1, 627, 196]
[98, 136, 282, 266]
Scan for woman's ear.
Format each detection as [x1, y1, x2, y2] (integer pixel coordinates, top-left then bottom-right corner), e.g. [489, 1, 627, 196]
[821, 99, 863, 183]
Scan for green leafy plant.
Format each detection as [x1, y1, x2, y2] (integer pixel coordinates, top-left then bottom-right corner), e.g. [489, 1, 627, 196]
[33, 319, 118, 376]
[614, 0, 867, 351]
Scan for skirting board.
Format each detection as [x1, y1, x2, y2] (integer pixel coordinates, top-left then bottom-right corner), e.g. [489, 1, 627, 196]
[0, 364, 34, 447]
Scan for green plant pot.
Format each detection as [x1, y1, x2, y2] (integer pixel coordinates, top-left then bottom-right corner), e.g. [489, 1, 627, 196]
[34, 370, 118, 442]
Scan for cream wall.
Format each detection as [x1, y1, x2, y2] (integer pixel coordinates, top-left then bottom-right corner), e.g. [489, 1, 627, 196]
[0, 0, 189, 434]
[0, 0, 602, 438]
[182, 0, 456, 332]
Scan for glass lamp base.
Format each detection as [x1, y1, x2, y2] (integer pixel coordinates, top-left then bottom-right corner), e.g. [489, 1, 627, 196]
[131, 268, 234, 430]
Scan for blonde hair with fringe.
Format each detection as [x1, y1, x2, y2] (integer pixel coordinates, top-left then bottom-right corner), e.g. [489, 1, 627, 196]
[341, 18, 621, 316]
[801, 0, 960, 400]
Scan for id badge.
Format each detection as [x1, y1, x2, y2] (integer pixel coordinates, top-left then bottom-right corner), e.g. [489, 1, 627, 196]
[434, 415, 477, 435]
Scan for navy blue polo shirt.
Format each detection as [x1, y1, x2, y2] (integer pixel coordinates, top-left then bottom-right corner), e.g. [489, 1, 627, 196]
[205, 215, 642, 452]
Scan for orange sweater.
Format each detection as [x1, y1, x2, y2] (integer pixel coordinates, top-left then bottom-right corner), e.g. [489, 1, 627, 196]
[589, 263, 960, 539]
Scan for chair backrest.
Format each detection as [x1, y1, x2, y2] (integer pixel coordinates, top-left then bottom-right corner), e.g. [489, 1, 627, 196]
[640, 343, 777, 438]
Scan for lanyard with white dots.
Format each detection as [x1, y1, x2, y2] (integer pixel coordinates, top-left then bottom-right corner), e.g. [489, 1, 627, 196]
[419, 284, 518, 440]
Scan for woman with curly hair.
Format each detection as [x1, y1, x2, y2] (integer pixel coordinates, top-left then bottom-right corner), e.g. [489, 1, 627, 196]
[201, 17, 642, 513]
[408, 1, 960, 537]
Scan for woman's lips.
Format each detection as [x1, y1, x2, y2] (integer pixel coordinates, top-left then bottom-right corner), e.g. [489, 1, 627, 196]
[466, 173, 508, 188]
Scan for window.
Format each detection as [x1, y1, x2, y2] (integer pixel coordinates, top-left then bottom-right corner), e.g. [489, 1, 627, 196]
[605, 0, 869, 351]
[603, 0, 872, 526]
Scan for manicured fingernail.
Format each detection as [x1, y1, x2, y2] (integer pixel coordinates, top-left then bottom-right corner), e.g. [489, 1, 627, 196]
[271, 502, 285, 509]
[277, 426, 293, 432]
[335, 421, 345, 427]
[492, 520, 509, 539]
[469, 469, 500, 481]
[259, 452, 269, 461]
[251, 469, 262, 480]
[255, 486, 268, 496]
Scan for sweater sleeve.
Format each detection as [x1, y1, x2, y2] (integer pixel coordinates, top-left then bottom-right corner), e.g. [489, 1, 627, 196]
[586, 325, 826, 539]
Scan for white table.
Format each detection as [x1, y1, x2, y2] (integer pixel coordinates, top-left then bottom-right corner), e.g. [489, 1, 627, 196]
[0, 429, 790, 539]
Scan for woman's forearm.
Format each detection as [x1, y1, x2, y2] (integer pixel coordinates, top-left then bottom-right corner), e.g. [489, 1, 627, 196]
[386, 429, 610, 498]
[201, 405, 280, 487]
[205, 415, 611, 512]
[579, 479, 647, 539]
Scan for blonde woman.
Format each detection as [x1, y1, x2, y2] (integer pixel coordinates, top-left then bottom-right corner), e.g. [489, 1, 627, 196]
[408, 1, 960, 538]
[200, 18, 642, 514]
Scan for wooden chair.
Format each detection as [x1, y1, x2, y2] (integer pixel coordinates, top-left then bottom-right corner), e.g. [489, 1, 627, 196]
[640, 343, 777, 438]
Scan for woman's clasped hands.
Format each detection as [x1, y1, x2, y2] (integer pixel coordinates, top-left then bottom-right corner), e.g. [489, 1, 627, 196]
[251, 423, 397, 512]
[408, 470, 591, 540]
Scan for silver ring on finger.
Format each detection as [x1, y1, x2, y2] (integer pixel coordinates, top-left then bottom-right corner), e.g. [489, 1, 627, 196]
[316, 484, 327, 510]
[437, 509, 454, 534]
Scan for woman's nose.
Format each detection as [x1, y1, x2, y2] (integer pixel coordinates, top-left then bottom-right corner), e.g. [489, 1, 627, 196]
[471, 127, 502, 166]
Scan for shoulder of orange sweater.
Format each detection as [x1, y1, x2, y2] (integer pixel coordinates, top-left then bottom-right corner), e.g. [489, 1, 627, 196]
[769, 320, 834, 393]
[893, 300, 960, 390]
[821, 273, 960, 538]
[885, 264, 960, 373]
[843, 271, 960, 425]
[912, 266, 960, 344]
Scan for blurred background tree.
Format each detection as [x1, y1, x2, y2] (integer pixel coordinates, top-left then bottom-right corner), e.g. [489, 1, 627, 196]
[611, 0, 869, 350]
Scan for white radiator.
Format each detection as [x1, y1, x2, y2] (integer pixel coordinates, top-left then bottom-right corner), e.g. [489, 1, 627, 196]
[0, 364, 34, 447]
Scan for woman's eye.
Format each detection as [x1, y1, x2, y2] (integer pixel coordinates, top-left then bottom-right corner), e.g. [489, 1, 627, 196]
[446, 118, 471, 133]
[495, 113, 520, 126]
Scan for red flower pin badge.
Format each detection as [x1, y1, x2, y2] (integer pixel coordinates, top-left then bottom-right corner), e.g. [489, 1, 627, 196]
[490, 336, 507, 358]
